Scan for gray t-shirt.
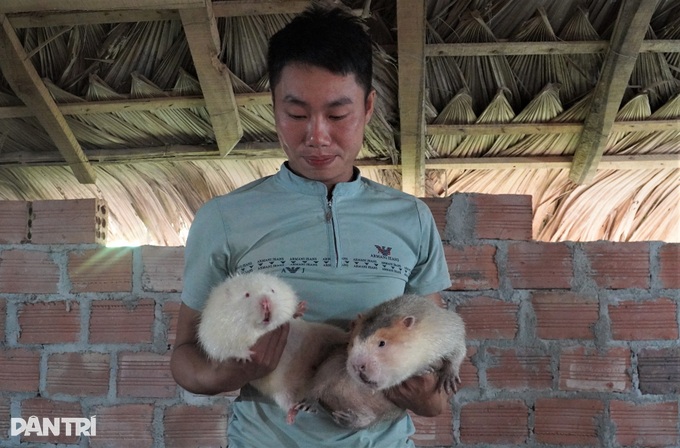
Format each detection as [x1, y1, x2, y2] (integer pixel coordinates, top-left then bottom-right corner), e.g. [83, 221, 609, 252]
[181, 163, 451, 447]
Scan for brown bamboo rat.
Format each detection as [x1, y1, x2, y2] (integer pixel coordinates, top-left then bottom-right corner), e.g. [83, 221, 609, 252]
[197, 272, 348, 423]
[295, 293, 466, 429]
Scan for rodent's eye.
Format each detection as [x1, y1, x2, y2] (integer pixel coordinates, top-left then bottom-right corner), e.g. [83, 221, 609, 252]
[378, 340, 386, 347]
[244, 292, 250, 298]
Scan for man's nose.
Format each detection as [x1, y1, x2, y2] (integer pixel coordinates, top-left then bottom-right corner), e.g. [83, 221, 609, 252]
[305, 117, 331, 147]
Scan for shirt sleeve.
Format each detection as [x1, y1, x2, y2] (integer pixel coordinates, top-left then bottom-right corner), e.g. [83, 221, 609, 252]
[404, 199, 452, 296]
[180, 199, 230, 311]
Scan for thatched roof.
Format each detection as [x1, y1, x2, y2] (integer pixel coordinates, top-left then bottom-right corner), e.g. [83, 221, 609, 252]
[0, 0, 678, 245]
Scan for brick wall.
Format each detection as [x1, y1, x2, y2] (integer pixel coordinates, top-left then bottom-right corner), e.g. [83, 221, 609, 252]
[1, 196, 678, 447]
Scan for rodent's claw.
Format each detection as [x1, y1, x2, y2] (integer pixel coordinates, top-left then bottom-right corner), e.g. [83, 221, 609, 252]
[293, 399, 317, 414]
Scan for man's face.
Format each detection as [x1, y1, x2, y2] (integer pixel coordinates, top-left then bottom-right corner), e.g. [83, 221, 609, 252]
[273, 63, 375, 190]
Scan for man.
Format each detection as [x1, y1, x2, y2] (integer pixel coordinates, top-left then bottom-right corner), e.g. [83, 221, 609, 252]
[171, 5, 453, 447]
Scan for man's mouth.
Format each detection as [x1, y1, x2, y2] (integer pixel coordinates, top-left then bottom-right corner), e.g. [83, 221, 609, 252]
[305, 155, 336, 168]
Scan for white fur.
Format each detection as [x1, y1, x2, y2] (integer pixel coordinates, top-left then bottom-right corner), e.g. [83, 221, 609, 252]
[347, 294, 466, 391]
[198, 272, 298, 362]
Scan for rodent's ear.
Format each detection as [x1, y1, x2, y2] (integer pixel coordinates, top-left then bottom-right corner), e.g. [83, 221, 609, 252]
[402, 316, 416, 329]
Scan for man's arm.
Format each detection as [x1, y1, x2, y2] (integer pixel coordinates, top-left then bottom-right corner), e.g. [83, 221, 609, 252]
[384, 292, 456, 416]
[170, 303, 289, 395]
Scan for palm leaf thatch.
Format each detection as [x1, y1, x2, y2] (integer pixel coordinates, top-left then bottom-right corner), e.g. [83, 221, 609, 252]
[494, 92, 593, 157]
[485, 83, 563, 156]
[450, 89, 515, 157]
[604, 93, 652, 155]
[558, 7, 603, 101]
[424, 25, 467, 113]
[453, 11, 521, 112]
[613, 93, 680, 155]
[510, 7, 580, 104]
[427, 89, 476, 157]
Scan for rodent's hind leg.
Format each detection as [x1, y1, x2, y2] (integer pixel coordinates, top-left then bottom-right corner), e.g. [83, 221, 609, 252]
[332, 409, 375, 429]
[435, 358, 458, 394]
[289, 399, 319, 424]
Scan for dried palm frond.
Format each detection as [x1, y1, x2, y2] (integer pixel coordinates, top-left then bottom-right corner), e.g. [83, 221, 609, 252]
[59, 24, 109, 93]
[427, 89, 476, 157]
[604, 93, 652, 155]
[628, 27, 680, 109]
[425, 25, 467, 112]
[510, 7, 578, 104]
[453, 11, 521, 112]
[0, 92, 55, 152]
[498, 91, 592, 156]
[616, 93, 680, 155]
[558, 7, 603, 100]
[485, 83, 562, 156]
[538, 169, 680, 242]
[86, 75, 176, 146]
[130, 72, 214, 143]
[450, 89, 515, 157]
[659, 11, 680, 74]
[426, 0, 473, 42]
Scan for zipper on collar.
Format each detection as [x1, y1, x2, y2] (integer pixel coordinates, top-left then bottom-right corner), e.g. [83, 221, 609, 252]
[326, 198, 339, 267]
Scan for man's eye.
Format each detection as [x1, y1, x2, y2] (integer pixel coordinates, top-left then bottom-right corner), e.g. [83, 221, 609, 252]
[329, 114, 348, 121]
[288, 113, 306, 120]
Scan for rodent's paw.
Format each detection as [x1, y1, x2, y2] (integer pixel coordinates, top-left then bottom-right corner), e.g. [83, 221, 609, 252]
[331, 409, 360, 428]
[232, 349, 255, 363]
[292, 399, 318, 414]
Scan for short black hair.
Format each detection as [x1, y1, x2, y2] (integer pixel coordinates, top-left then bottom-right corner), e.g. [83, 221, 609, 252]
[267, 5, 373, 97]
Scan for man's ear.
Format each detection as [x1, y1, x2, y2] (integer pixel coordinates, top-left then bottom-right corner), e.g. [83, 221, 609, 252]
[364, 89, 376, 122]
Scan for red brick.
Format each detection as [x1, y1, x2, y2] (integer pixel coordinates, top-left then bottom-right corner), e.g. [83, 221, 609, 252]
[18, 301, 80, 344]
[486, 348, 552, 390]
[164, 405, 228, 448]
[30, 199, 107, 244]
[68, 247, 132, 293]
[559, 346, 631, 392]
[459, 346, 478, 389]
[0, 250, 59, 293]
[89, 299, 155, 344]
[659, 243, 679, 288]
[638, 347, 680, 394]
[163, 301, 181, 348]
[0, 349, 40, 392]
[0, 201, 29, 243]
[533, 292, 598, 340]
[141, 246, 184, 292]
[506, 242, 572, 289]
[20, 398, 84, 444]
[460, 400, 527, 444]
[444, 245, 498, 290]
[611, 400, 679, 447]
[535, 398, 604, 445]
[117, 352, 176, 398]
[46, 352, 110, 396]
[584, 242, 650, 289]
[469, 193, 533, 240]
[410, 406, 453, 447]
[0, 397, 9, 441]
[609, 298, 678, 340]
[456, 296, 518, 340]
[90, 404, 154, 448]
[420, 197, 450, 239]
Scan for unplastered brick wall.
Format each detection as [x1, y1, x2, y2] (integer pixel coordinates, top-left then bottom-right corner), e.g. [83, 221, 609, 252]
[0, 196, 678, 447]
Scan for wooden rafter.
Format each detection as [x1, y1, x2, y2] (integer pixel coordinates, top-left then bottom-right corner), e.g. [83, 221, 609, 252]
[426, 39, 679, 57]
[8, 0, 311, 28]
[569, 0, 659, 184]
[0, 14, 96, 184]
[396, 0, 426, 196]
[179, 0, 243, 156]
[0, 0, 205, 14]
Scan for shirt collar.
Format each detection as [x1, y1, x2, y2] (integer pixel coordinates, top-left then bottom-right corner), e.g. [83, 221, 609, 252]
[275, 162, 363, 198]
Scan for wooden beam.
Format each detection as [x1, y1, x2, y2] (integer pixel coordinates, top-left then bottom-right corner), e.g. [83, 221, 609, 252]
[0, 0, 205, 14]
[396, 0, 426, 196]
[180, 0, 243, 156]
[569, 0, 659, 184]
[427, 119, 680, 136]
[0, 14, 96, 183]
[0, 92, 271, 119]
[426, 39, 679, 57]
[2, 147, 676, 171]
[9, 0, 310, 28]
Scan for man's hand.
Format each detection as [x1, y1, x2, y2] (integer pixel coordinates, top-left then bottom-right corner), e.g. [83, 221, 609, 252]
[384, 372, 452, 417]
[238, 322, 290, 380]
